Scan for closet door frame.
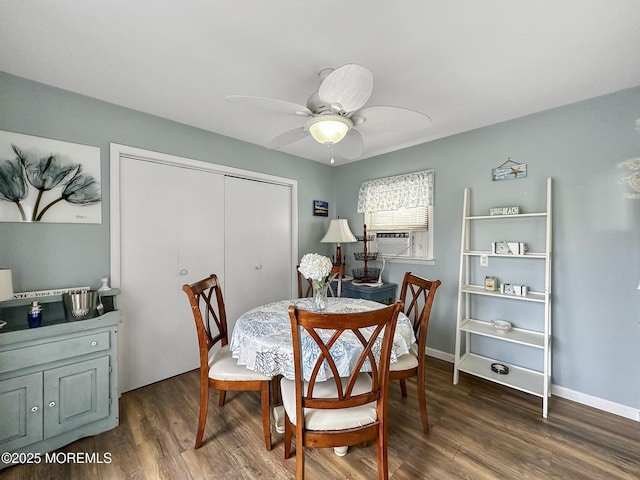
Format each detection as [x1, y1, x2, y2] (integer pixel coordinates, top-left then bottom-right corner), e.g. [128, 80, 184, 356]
[109, 143, 299, 297]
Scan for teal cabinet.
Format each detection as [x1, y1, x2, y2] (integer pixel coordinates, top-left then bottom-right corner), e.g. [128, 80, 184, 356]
[0, 292, 120, 469]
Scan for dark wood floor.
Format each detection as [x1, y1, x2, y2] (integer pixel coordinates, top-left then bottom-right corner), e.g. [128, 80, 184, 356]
[3, 357, 639, 479]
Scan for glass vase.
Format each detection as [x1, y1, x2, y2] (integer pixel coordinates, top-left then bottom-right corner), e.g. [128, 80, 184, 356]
[312, 279, 328, 312]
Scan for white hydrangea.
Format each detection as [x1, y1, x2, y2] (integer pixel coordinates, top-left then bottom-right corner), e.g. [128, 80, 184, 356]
[298, 253, 332, 281]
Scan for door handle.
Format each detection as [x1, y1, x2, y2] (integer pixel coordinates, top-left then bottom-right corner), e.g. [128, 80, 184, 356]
[179, 269, 188, 276]
[255, 264, 263, 270]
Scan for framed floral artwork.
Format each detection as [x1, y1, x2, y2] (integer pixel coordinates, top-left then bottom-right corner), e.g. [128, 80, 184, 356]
[0, 130, 101, 223]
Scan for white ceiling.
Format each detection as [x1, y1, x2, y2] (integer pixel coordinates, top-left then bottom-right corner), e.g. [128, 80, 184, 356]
[1, 1, 639, 165]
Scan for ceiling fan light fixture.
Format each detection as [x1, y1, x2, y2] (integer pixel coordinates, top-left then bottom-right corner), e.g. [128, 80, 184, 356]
[306, 115, 352, 145]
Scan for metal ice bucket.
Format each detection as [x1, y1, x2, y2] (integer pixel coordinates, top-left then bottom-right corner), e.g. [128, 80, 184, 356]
[62, 289, 99, 320]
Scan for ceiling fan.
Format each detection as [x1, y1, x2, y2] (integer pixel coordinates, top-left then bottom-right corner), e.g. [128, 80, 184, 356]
[226, 64, 431, 163]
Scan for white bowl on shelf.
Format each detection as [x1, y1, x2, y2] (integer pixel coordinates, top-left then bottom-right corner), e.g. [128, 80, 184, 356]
[490, 320, 512, 333]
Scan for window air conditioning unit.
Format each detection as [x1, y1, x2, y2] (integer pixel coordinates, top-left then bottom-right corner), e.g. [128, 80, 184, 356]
[375, 232, 411, 257]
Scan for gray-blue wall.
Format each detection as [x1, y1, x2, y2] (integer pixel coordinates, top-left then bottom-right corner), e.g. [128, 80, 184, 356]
[0, 72, 335, 292]
[1, 71, 639, 414]
[335, 86, 640, 412]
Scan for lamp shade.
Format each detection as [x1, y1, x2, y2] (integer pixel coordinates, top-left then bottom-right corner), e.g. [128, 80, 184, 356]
[0, 269, 13, 301]
[306, 115, 352, 145]
[320, 219, 357, 244]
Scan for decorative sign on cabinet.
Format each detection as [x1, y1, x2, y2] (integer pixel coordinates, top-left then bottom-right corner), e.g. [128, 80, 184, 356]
[0, 290, 120, 468]
[453, 178, 552, 418]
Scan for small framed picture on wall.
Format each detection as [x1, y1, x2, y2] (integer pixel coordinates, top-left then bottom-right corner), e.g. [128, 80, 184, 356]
[313, 200, 328, 216]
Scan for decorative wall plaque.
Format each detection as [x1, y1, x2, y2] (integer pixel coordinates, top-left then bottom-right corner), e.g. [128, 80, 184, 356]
[492, 158, 527, 181]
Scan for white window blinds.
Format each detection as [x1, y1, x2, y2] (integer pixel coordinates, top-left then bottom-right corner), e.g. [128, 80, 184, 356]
[357, 169, 433, 230]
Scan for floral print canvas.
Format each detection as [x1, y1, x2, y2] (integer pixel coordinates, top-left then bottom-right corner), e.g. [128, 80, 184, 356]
[0, 130, 101, 223]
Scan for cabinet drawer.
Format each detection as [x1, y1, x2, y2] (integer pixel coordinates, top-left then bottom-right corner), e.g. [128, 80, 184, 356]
[0, 332, 111, 374]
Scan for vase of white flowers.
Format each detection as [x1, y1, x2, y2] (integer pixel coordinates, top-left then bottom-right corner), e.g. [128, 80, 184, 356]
[311, 279, 329, 312]
[298, 253, 333, 311]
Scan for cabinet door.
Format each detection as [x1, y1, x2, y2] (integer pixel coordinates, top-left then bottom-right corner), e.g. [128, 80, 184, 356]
[43, 356, 109, 439]
[0, 372, 43, 451]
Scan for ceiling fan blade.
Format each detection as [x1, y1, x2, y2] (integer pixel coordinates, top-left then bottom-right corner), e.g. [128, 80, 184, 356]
[354, 105, 431, 132]
[268, 127, 309, 149]
[335, 129, 364, 159]
[226, 95, 312, 116]
[318, 64, 373, 113]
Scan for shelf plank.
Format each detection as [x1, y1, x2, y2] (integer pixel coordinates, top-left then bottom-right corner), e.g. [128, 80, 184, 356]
[457, 353, 544, 397]
[461, 284, 546, 302]
[465, 212, 547, 220]
[460, 319, 544, 348]
[464, 251, 547, 259]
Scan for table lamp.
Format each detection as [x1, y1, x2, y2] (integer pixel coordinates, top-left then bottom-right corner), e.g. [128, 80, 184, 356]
[0, 269, 13, 302]
[320, 218, 357, 266]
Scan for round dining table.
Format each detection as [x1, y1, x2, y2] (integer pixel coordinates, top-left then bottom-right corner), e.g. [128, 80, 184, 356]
[230, 296, 415, 457]
[230, 296, 416, 381]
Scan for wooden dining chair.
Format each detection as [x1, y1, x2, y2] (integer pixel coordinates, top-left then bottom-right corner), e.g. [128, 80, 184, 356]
[389, 272, 441, 432]
[182, 274, 273, 450]
[282, 302, 402, 480]
[296, 264, 344, 298]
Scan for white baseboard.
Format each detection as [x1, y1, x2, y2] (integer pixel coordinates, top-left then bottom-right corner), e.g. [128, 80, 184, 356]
[426, 347, 454, 363]
[426, 349, 640, 422]
[551, 385, 640, 422]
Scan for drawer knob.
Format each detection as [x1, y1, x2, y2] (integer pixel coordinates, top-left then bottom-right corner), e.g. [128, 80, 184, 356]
[48, 401, 56, 408]
[31, 406, 39, 413]
[91, 341, 98, 347]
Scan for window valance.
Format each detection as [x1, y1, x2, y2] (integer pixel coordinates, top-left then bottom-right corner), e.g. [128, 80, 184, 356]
[356, 169, 433, 213]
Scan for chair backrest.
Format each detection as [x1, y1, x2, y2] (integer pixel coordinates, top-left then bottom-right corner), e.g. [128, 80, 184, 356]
[182, 274, 228, 371]
[327, 264, 343, 297]
[296, 265, 311, 298]
[296, 264, 344, 298]
[287, 302, 402, 415]
[399, 272, 441, 350]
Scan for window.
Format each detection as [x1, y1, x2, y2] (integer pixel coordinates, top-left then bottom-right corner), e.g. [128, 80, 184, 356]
[357, 169, 434, 262]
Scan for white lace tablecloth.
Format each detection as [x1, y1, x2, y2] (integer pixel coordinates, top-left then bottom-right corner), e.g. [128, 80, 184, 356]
[230, 297, 416, 381]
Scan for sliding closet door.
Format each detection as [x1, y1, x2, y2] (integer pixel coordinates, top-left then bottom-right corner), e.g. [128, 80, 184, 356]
[118, 158, 224, 392]
[224, 176, 293, 331]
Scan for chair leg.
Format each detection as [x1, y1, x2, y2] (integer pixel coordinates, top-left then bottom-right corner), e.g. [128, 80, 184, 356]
[271, 375, 282, 405]
[417, 367, 429, 432]
[283, 416, 293, 459]
[261, 381, 272, 450]
[296, 432, 305, 480]
[195, 382, 209, 449]
[399, 379, 408, 397]
[376, 426, 389, 480]
[218, 389, 226, 407]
